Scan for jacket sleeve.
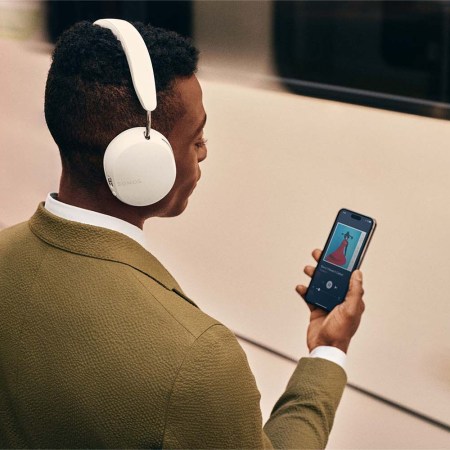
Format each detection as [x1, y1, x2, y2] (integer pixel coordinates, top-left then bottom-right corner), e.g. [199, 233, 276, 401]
[263, 357, 347, 449]
[162, 324, 347, 449]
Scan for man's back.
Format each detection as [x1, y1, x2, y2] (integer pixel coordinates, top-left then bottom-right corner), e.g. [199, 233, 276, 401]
[0, 204, 238, 447]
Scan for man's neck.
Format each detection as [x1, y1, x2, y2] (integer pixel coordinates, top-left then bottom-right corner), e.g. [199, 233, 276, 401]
[57, 181, 146, 230]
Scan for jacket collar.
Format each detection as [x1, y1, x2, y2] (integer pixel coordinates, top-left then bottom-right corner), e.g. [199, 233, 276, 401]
[29, 202, 191, 300]
[45, 192, 147, 248]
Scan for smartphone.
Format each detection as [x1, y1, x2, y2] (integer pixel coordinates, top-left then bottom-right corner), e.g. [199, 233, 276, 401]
[305, 208, 376, 312]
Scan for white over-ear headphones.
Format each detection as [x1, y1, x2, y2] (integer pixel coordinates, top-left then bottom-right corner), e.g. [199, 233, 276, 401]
[93, 18, 176, 207]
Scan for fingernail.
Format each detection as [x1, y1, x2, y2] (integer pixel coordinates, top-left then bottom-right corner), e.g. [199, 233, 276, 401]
[354, 270, 363, 281]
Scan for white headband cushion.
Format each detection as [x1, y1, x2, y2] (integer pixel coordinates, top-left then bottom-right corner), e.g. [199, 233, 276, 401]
[94, 18, 157, 112]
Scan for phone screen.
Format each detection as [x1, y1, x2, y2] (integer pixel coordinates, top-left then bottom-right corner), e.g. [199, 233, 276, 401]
[305, 208, 376, 312]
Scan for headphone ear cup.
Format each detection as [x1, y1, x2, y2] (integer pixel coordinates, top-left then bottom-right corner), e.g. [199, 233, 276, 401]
[103, 127, 176, 206]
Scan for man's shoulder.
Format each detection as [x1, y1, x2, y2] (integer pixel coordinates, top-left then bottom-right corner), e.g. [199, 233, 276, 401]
[1, 213, 222, 342]
[0, 220, 45, 262]
[129, 268, 224, 340]
[0, 220, 32, 243]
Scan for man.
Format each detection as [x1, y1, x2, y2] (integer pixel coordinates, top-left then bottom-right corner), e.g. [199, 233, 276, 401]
[0, 21, 365, 448]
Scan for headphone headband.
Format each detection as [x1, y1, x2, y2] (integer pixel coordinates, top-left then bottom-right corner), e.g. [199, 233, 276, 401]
[94, 18, 157, 112]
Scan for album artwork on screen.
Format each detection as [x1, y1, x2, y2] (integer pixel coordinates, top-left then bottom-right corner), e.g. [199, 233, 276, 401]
[323, 222, 367, 272]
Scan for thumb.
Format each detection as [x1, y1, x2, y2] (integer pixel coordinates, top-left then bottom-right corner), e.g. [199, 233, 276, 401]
[344, 270, 364, 310]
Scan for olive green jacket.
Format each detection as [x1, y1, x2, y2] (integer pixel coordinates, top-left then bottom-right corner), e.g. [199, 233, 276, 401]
[0, 203, 347, 449]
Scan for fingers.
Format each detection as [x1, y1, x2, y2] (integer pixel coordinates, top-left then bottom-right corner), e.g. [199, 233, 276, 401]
[296, 285, 316, 312]
[296, 284, 307, 299]
[303, 248, 322, 277]
[296, 249, 323, 313]
[303, 249, 322, 277]
[312, 248, 322, 263]
[303, 265, 315, 277]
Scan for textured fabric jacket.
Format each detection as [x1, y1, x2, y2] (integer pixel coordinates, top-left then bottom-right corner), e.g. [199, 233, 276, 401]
[0, 203, 347, 449]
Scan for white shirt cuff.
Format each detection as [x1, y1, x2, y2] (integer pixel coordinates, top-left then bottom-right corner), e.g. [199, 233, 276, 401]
[309, 346, 347, 370]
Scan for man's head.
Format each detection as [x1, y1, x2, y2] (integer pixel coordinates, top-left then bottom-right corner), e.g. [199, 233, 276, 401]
[44, 21, 207, 223]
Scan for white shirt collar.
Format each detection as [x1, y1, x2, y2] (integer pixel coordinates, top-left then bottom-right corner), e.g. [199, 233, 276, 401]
[44, 192, 147, 248]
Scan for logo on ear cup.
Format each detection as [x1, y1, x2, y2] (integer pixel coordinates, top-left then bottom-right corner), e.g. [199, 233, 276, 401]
[117, 179, 143, 186]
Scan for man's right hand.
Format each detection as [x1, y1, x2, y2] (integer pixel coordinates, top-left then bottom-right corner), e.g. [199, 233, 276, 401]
[295, 249, 366, 354]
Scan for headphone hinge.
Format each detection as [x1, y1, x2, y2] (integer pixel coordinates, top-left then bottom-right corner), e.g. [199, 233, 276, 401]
[144, 111, 151, 140]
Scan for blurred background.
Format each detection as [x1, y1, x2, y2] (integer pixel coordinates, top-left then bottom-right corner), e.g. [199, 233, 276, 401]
[1, 1, 449, 448]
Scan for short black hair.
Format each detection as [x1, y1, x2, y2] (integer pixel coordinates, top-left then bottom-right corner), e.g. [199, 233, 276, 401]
[44, 20, 199, 188]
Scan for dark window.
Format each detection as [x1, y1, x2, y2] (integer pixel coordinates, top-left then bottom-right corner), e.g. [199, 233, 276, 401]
[46, 0, 193, 43]
[273, 1, 450, 119]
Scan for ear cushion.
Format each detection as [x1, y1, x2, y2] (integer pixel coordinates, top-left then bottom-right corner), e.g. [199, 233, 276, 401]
[103, 127, 176, 206]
